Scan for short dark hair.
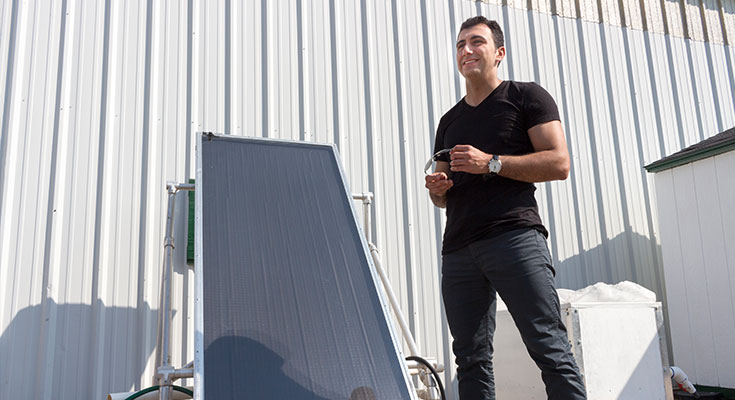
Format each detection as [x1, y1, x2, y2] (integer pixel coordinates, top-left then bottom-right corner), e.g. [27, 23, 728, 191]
[459, 16, 504, 49]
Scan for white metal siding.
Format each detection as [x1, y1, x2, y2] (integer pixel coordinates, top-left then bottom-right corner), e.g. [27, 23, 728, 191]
[0, 0, 734, 399]
[654, 151, 735, 388]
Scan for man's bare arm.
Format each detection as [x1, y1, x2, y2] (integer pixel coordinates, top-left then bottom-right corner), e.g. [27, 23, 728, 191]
[448, 120, 569, 183]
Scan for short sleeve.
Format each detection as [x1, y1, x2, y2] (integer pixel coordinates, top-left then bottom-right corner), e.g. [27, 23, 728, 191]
[522, 83, 560, 128]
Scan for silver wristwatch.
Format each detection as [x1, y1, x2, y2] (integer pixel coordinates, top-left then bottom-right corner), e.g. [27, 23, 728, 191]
[488, 154, 502, 174]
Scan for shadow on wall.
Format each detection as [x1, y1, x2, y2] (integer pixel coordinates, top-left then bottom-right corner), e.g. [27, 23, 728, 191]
[554, 230, 663, 297]
[0, 301, 160, 400]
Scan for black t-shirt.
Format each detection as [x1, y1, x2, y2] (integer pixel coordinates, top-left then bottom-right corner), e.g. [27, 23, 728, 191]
[433, 80, 560, 254]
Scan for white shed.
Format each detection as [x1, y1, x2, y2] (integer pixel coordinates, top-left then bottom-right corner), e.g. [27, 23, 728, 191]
[645, 128, 735, 390]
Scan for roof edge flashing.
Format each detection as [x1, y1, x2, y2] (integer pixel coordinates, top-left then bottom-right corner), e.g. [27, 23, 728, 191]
[644, 142, 735, 173]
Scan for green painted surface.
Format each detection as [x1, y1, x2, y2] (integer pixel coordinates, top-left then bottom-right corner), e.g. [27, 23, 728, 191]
[187, 179, 195, 264]
[693, 385, 735, 399]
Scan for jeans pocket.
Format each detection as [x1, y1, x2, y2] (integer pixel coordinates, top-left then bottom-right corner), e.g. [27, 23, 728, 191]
[534, 230, 556, 277]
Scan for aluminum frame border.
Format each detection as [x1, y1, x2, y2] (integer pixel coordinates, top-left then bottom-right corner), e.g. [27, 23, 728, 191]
[193, 132, 417, 399]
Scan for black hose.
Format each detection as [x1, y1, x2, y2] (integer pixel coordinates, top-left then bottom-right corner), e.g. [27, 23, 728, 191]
[406, 355, 446, 400]
[124, 385, 194, 400]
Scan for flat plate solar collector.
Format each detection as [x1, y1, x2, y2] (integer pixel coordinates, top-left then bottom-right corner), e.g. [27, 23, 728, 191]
[194, 134, 415, 399]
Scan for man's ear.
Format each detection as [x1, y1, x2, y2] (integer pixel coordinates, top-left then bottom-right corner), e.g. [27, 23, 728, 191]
[496, 46, 506, 63]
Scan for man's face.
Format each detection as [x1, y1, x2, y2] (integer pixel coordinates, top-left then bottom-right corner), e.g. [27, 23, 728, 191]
[455, 24, 504, 79]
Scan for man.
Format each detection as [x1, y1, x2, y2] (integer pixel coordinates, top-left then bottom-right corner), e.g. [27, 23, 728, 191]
[424, 16, 586, 400]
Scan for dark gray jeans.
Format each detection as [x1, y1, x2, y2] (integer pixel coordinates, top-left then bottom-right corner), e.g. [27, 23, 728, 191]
[441, 228, 586, 400]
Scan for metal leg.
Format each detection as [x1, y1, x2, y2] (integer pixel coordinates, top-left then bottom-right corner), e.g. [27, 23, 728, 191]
[156, 182, 195, 400]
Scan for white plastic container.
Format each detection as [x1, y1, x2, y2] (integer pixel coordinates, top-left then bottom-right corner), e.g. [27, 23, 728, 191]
[493, 282, 674, 400]
[563, 301, 673, 400]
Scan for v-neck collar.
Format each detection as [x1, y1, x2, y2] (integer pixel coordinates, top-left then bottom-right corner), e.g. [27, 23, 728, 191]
[462, 80, 507, 110]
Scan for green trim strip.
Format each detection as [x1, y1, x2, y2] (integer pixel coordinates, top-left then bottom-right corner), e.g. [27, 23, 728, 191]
[645, 142, 735, 173]
[187, 178, 195, 264]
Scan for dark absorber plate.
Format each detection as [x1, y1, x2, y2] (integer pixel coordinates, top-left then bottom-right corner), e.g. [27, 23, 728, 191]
[199, 135, 413, 400]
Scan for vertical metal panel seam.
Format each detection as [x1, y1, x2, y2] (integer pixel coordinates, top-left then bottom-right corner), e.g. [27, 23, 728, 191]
[389, 0, 420, 346]
[422, 4, 453, 385]
[618, 0, 628, 27]
[642, 32, 668, 157]
[501, 8, 515, 80]
[575, 19, 614, 282]
[328, 0, 340, 148]
[659, 0, 670, 34]
[359, 0, 377, 245]
[621, 27, 666, 298]
[442, 2, 459, 297]
[111, 1, 128, 387]
[297, 0, 305, 141]
[134, 0, 154, 390]
[639, 0, 648, 30]
[528, 11, 542, 81]
[716, 0, 729, 45]
[632, 40, 663, 316]
[38, 0, 67, 397]
[418, 0, 443, 266]
[663, 36, 687, 149]
[725, 48, 735, 117]
[260, 0, 268, 137]
[429, 3, 454, 390]
[598, 24, 637, 282]
[678, 0, 691, 39]
[0, 0, 19, 219]
[552, 14, 588, 284]
[185, 0, 193, 176]
[528, 11, 560, 269]
[684, 40, 706, 142]
[224, 0, 230, 135]
[88, 0, 112, 397]
[447, 0, 462, 101]
[420, 0, 437, 145]
[703, 42, 724, 132]
[699, 0, 710, 42]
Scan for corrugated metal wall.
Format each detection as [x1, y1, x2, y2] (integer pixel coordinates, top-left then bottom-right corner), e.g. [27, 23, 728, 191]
[0, 0, 733, 398]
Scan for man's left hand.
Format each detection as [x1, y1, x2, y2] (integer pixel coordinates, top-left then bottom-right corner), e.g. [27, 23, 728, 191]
[450, 145, 492, 174]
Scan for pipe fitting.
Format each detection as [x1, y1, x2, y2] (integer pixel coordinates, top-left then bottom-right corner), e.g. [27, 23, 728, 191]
[668, 366, 696, 394]
[352, 192, 373, 204]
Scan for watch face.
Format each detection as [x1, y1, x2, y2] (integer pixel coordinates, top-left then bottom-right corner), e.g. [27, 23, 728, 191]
[489, 159, 501, 173]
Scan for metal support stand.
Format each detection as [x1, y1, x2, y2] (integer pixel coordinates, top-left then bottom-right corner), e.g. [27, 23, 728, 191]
[352, 193, 444, 400]
[154, 182, 195, 400]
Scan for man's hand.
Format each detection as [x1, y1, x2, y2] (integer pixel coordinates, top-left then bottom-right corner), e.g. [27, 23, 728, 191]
[450, 145, 492, 174]
[425, 172, 453, 196]
[425, 162, 453, 208]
